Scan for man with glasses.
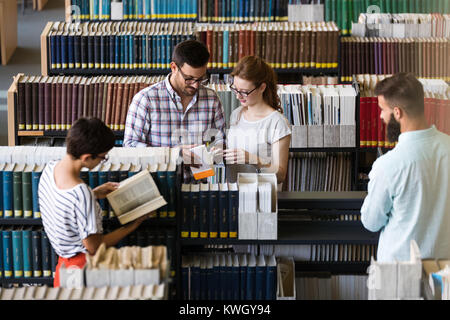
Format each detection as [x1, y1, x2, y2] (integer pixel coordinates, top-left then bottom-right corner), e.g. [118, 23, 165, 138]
[123, 40, 226, 181]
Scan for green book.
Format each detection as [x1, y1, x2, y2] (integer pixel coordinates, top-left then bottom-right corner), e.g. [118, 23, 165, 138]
[325, 0, 332, 21]
[385, 0, 392, 13]
[13, 164, 26, 218]
[336, 0, 342, 33]
[331, 0, 337, 24]
[380, 0, 386, 12]
[415, 0, 421, 12]
[342, 0, 349, 35]
[425, 0, 432, 13]
[445, 0, 450, 14]
[21, 164, 34, 219]
[392, 0, 398, 13]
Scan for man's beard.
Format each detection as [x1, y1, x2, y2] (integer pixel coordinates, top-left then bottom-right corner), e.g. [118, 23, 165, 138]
[386, 113, 401, 143]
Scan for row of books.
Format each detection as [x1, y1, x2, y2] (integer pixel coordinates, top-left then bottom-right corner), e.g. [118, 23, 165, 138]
[279, 84, 357, 126]
[181, 254, 277, 300]
[1, 227, 56, 279]
[15, 74, 164, 131]
[352, 13, 450, 38]
[195, 22, 340, 69]
[181, 182, 238, 239]
[0, 284, 167, 300]
[324, 0, 450, 35]
[296, 275, 369, 300]
[69, 0, 198, 21]
[286, 152, 353, 192]
[235, 243, 378, 262]
[357, 75, 450, 146]
[197, 0, 289, 23]
[340, 37, 450, 82]
[45, 21, 195, 71]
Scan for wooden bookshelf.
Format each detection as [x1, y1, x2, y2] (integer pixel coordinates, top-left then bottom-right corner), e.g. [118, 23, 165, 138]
[0, 0, 17, 65]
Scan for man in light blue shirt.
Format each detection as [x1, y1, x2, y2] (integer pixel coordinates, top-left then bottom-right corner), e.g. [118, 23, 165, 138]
[361, 73, 450, 262]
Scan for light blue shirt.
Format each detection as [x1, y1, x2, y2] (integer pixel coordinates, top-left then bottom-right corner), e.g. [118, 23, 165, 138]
[361, 126, 450, 262]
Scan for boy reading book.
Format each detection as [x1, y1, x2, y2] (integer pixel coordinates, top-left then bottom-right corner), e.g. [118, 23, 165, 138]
[38, 117, 153, 287]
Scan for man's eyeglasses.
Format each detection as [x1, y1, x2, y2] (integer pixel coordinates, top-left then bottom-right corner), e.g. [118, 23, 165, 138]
[177, 64, 209, 86]
[229, 84, 259, 97]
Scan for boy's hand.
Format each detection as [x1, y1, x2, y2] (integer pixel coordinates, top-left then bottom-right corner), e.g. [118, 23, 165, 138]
[93, 182, 119, 199]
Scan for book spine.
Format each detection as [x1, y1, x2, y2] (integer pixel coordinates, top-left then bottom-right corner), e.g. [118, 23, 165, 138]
[2, 230, 13, 278]
[218, 186, 228, 238]
[266, 262, 276, 300]
[167, 170, 177, 218]
[22, 171, 33, 218]
[32, 81, 39, 130]
[31, 171, 42, 218]
[24, 80, 32, 130]
[209, 188, 219, 238]
[255, 264, 265, 300]
[12, 229, 24, 278]
[156, 170, 169, 218]
[190, 187, 200, 238]
[13, 171, 23, 218]
[246, 263, 255, 300]
[41, 229, 52, 277]
[181, 187, 190, 238]
[22, 229, 32, 278]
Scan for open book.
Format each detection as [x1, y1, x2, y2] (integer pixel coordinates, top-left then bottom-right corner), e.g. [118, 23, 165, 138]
[106, 170, 167, 224]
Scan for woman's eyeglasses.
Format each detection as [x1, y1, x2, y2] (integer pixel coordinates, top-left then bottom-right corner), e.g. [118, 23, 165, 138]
[229, 84, 259, 97]
[177, 64, 209, 86]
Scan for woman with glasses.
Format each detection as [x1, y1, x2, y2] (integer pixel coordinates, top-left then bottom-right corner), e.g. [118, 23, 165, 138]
[38, 118, 151, 287]
[224, 56, 292, 184]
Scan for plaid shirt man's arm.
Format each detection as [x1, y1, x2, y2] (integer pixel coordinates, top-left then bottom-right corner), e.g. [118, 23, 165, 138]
[211, 94, 226, 148]
[123, 91, 151, 147]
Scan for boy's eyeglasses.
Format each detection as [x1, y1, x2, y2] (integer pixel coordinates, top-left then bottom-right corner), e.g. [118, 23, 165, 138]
[96, 154, 109, 163]
[176, 64, 209, 85]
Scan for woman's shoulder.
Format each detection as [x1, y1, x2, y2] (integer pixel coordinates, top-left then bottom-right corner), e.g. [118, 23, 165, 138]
[268, 111, 291, 128]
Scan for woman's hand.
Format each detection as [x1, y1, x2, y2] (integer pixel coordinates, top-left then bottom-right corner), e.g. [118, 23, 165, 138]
[223, 148, 255, 165]
[93, 182, 119, 199]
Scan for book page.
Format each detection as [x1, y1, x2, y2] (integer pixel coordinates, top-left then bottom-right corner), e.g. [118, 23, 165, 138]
[107, 170, 161, 216]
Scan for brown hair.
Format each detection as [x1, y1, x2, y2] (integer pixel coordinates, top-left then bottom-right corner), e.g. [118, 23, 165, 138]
[66, 117, 115, 159]
[230, 55, 282, 113]
[374, 72, 425, 117]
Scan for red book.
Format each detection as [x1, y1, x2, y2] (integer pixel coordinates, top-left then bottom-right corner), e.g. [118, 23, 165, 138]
[206, 30, 213, 67]
[71, 77, 79, 126]
[371, 96, 378, 148]
[359, 97, 366, 148]
[238, 28, 245, 60]
[61, 78, 67, 131]
[377, 102, 384, 148]
[55, 79, 61, 130]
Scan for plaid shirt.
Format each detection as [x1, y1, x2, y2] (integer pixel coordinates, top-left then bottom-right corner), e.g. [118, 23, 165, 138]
[124, 74, 225, 148]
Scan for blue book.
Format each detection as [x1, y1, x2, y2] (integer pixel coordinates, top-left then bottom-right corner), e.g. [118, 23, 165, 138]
[206, 256, 214, 300]
[22, 227, 32, 278]
[50, 247, 58, 278]
[191, 256, 201, 300]
[137, 0, 143, 18]
[2, 228, 13, 278]
[212, 255, 220, 300]
[55, 33, 61, 69]
[244, 0, 250, 22]
[79, 168, 89, 185]
[0, 163, 5, 217]
[189, 184, 200, 238]
[127, 164, 141, 178]
[3, 163, 15, 218]
[166, 34, 171, 69]
[246, 254, 256, 300]
[156, 35, 162, 69]
[22, 165, 34, 219]
[239, 0, 245, 21]
[225, 254, 233, 299]
[98, 163, 110, 217]
[12, 228, 24, 278]
[118, 163, 130, 182]
[88, 165, 100, 190]
[181, 184, 190, 238]
[166, 164, 177, 218]
[255, 254, 266, 300]
[144, 0, 150, 18]
[156, 164, 169, 218]
[218, 183, 229, 238]
[239, 254, 247, 300]
[222, 0, 227, 21]
[199, 183, 209, 239]
[68, 34, 74, 68]
[41, 229, 52, 277]
[61, 34, 68, 69]
[160, 35, 167, 69]
[228, 182, 239, 238]
[200, 257, 208, 300]
[123, 0, 129, 19]
[93, 0, 99, 19]
[231, 254, 240, 300]
[223, 29, 229, 67]
[141, 35, 147, 68]
[123, 34, 129, 69]
[129, 35, 134, 69]
[208, 183, 219, 238]
[31, 228, 42, 277]
[266, 255, 277, 300]
[218, 254, 226, 300]
[112, 35, 118, 69]
[108, 163, 121, 218]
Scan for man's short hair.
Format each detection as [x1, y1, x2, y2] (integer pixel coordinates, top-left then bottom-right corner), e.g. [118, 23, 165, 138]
[374, 72, 425, 117]
[66, 117, 115, 159]
[172, 39, 210, 68]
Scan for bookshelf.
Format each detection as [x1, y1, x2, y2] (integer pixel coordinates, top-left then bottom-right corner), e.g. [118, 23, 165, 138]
[33, 0, 48, 11]
[0, 0, 18, 66]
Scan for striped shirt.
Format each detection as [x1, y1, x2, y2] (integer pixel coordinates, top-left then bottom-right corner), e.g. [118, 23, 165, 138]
[38, 161, 103, 258]
[123, 74, 226, 148]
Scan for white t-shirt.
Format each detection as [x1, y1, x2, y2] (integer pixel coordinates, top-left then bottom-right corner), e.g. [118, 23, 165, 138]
[226, 106, 291, 182]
